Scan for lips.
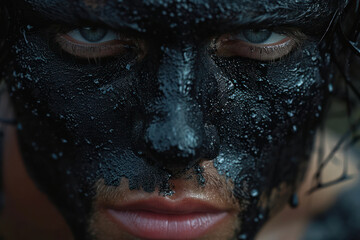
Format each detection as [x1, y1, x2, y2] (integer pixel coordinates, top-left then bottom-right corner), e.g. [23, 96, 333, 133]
[106, 198, 231, 239]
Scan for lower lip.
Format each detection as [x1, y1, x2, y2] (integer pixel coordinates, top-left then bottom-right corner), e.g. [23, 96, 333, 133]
[107, 209, 229, 239]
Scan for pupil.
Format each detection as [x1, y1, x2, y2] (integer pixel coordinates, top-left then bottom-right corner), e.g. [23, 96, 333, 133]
[79, 27, 107, 42]
[242, 29, 272, 44]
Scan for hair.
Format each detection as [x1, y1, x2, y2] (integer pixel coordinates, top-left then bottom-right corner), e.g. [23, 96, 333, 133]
[312, 0, 360, 191]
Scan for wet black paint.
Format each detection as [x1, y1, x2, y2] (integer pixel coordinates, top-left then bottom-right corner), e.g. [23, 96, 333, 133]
[3, 0, 347, 239]
[289, 193, 299, 208]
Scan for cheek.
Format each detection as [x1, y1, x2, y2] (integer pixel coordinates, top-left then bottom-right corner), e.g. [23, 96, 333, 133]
[8, 32, 137, 147]
[8, 30, 182, 187]
[209, 42, 327, 228]
[6, 32, 168, 234]
[212, 42, 325, 171]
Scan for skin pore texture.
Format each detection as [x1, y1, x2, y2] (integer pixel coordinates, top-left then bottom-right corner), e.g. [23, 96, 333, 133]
[1, 0, 348, 239]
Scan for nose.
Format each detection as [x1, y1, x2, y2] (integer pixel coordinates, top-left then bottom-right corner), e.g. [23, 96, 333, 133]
[135, 44, 219, 171]
[144, 100, 204, 169]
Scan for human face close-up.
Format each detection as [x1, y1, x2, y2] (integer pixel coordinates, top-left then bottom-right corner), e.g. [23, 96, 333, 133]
[4, 0, 344, 239]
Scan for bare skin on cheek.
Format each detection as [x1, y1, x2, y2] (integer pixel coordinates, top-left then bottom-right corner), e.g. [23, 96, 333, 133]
[0, 98, 72, 240]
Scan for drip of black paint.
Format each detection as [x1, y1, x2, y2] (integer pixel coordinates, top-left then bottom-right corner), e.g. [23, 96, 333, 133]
[289, 193, 299, 208]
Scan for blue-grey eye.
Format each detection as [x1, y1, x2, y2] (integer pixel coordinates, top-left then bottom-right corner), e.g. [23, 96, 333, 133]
[230, 29, 287, 45]
[242, 29, 272, 44]
[66, 27, 119, 44]
[79, 27, 107, 42]
[57, 27, 146, 59]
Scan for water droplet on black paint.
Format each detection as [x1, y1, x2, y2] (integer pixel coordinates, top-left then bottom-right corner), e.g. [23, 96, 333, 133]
[217, 156, 225, 164]
[238, 233, 247, 239]
[296, 79, 304, 87]
[292, 125, 297, 132]
[328, 83, 334, 93]
[250, 189, 259, 197]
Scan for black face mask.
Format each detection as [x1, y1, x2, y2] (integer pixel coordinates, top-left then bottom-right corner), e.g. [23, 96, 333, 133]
[4, 0, 342, 239]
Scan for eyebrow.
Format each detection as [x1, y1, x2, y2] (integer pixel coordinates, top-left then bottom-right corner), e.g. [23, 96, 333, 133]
[21, 0, 337, 36]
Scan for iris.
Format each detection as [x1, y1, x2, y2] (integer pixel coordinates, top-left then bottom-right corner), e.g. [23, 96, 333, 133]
[79, 27, 108, 43]
[242, 29, 272, 44]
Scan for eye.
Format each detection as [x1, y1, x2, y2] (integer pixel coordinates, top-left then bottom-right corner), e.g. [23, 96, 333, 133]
[213, 29, 302, 61]
[239, 29, 285, 44]
[68, 27, 117, 43]
[55, 27, 145, 59]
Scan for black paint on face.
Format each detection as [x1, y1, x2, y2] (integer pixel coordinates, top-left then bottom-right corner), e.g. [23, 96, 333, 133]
[5, 0, 342, 239]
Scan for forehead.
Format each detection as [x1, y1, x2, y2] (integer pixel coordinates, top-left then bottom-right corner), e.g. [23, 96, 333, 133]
[22, 0, 337, 34]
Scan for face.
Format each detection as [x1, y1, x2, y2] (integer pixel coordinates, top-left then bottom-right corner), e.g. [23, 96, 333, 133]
[4, 0, 340, 239]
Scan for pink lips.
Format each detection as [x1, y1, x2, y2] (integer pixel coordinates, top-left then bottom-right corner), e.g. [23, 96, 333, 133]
[106, 198, 230, 239]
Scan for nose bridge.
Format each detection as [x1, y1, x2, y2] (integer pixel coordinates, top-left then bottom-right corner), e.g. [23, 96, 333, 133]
[158, 43, 196, 98]
[142, 43, 207, 169]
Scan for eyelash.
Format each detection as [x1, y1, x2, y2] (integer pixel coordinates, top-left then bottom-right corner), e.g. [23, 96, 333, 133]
[248, 44, 291, 56]
[212, 30, 305, 61]
[55, 35, 134, 60]
[263, 32, 303, 54]
[247, 40, 299, 60]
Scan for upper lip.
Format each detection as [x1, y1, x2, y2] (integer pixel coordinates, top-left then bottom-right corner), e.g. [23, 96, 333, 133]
[96, 161, 239, 215]
[105, 197, 230, 214]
